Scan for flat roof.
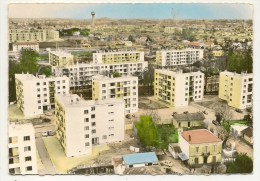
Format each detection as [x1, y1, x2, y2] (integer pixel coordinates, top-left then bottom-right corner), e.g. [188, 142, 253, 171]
[182, 129, 222, 144]
[13, 42, 39, 45]
[50, 51, 73, 57]
[173, 112, 205, 122]
[55, 94, 124, 108]
[155, 69, 203, 77]
[123, 152, 158, 165]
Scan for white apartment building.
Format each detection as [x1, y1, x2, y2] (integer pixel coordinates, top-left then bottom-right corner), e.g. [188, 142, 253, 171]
[156, 49, 204, 67]
[49, 50, 74, 67]
[9, 29, 60, 43]
[219, 71, 253, 109]
[92, 75, 138, 114]
[9, 123, 38, 174]
[154, 69, 204, 107]
[15, 73, 70, 117]
[52, 61, 148, 87]
[55, 94, 125, 157]
[12, 42, 39, 52]
[93, 51, 144, 64]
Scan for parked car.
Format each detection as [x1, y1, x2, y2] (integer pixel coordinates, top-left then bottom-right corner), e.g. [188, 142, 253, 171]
[235, 109, 243, 113]
[42, 130, 56, 137]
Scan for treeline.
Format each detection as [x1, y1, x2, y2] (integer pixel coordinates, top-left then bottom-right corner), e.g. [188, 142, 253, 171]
[227, 49, 253, 73]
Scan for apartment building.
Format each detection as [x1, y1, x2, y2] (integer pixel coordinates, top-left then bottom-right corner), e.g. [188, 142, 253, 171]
[156, 49, 203, 67]
[15, 73, 69, 117]
[52, 61, 148, 87]
[9, 123, 38, 174]
[154, 69, 204, 107]
[12, 42, 39, 52]
[92, 75, 138, 114]
[219, 71, 253, 109]
[49, 50, 74, 67]
[55, 94, 125, 157]
[93, 51, 144, 64]
[179, 129, 222, 165]
[9, 29, 60, 43]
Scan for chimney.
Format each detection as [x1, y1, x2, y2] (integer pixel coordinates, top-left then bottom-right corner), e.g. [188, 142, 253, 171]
[188, 135, 191, 141]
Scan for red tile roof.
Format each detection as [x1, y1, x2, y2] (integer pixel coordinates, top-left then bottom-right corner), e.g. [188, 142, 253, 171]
[182, 129, 222, 144]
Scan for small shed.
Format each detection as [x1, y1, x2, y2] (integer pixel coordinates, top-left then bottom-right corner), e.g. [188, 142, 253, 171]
[241, 127, 253, 145]
[173, 112, 205, 128]
[122, 152, 159, 168]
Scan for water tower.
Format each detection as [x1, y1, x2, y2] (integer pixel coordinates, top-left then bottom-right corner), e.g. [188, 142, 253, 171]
[91, 12, 95, 27]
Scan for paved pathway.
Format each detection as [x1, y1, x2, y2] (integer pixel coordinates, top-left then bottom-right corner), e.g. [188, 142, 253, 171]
[36, 136, 57, 175]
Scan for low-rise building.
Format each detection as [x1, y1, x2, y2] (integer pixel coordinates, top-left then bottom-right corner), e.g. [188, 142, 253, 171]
[55, 94, 125, 157]
[49, 50, 74, 67]
[9, 123, 38, 174]
[241, 127, 253, 145]
[12, 42, 39, 52]
[154, 69, 204, 107]
[172, 112, 205, 128]
[92, 75, 138, 114]
[15, 73, 69, 117]
[219, 71, 253, 109]
[164, 27, 183, 34]
[156, 49, 203, 67]
[179, 129, 222, 165]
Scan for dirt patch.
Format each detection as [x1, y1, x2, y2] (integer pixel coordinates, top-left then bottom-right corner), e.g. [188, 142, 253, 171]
[139, 97, 167, 109]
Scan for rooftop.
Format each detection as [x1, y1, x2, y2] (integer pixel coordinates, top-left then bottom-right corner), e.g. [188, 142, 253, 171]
[50, 50, 73, 57]
[122, 152, 158, 166]
[155, 69, 203, 77]
[92, 74, 137, 81]
[173, 112, 205, 122]
[181, 129, 222, 144]
[9, 123, 34, 136]
[55, 94, 124, 108]
[13, 42, 39, 45]
[220, 70, 253, 77]
[241, 127, 253, 137]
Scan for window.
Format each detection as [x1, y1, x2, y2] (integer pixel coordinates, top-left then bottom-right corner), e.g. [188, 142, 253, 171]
[38, 100, 41, 103]
[37, 88, 40, 92]
[196, 147, 199, 153]
[91, 114, 95, 118]
[109, 112, 114, 114]
[24, 146, 31, 152]
[102, 135, 107, 140]
[24, 136, 30, 141]
[92, 129, 96, 134]
[195, 158, 199, 164]
[102, 84, 106, 87]
[38, 106, 41, 109]
[43, 88, 47, 91]
[84, 118, 89, 122]
[213, 145, 217, 152]
[57, 81, 60, 84]
[84, 110, 88, 114]
[102, 90, 106, 93]
[109, 119, 114, 122]
[62, 80, 65, 83]
[85, 134, 89, 138]
[85, 142, 90, 146]
[57, 86, 60, 90]
[91, 107, 95, 111]
[92, 122, 96, 126]
[109, 134, 114, 137]
[84, 126, 89, 130]
[36, 82, 40, 86]
[44, 99, 47, 102]
[37, 94, 41, 98]
[26, 166, 32, 171]
[43, 82, 46, 85]
[25, 156, 32, 161]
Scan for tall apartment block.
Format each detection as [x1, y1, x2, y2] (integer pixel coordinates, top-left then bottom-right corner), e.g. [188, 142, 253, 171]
[9, 123, 38, 174]
[93, 51, 144, 64]
[9, 29, 60, 43]
[156, 49, 203, 67]
[219, 71, 253, 109]
[12, 42, 39, 52]
[92, 75, 138, 114]
[15, 73, 69, 117]
[154, 69, 204, 107]
[55, 94, 125, 157]
[49, 50, 74, 67]
[52, 55, 148, 87]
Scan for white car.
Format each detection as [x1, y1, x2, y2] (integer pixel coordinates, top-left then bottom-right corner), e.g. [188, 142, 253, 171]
[42, 131, 48, 137]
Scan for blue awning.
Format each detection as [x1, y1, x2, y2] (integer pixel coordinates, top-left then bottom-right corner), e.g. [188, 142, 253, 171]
[178, 153, 188, 161]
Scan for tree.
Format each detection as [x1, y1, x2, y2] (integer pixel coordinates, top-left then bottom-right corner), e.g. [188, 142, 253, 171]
[9, 50, 40, 102]
[135, 116, 159, 147]
[112, 71, 121, 78]
[226, 153, 253, 173]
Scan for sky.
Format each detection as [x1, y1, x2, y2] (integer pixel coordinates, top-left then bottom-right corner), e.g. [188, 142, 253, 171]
[8, 3, 253, 20]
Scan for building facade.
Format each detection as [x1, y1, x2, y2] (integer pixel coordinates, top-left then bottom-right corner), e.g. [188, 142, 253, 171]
[49, 51, 74, 67]
[92, 75, 138, 114]
[93, 51, 144, 64]
[15, 73, 69, 117]
[55, 94, 125, 157]
[9, 29, 60, 43]
[52, 61, 148, 87]
[9, 123, 38, 174]
[164, 27, 183, 34]
[219, 71, 253, 109]
[179, 129, 222, 165]
[154, 69, 204, 107]
[156, 49, 203, 67]
[12, 42, 39, 52]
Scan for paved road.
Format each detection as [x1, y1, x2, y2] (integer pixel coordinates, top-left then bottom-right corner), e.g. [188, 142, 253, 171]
[36, 135, 57, 175]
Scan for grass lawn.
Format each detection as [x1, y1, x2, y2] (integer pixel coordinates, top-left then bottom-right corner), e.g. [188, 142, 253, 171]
[43, 136, 110, 174]
[229, 120, 248, 126]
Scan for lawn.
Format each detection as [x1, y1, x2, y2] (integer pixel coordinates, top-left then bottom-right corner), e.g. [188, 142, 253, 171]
[229, 120, 248, 126]
[43, 136, 110, 174]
